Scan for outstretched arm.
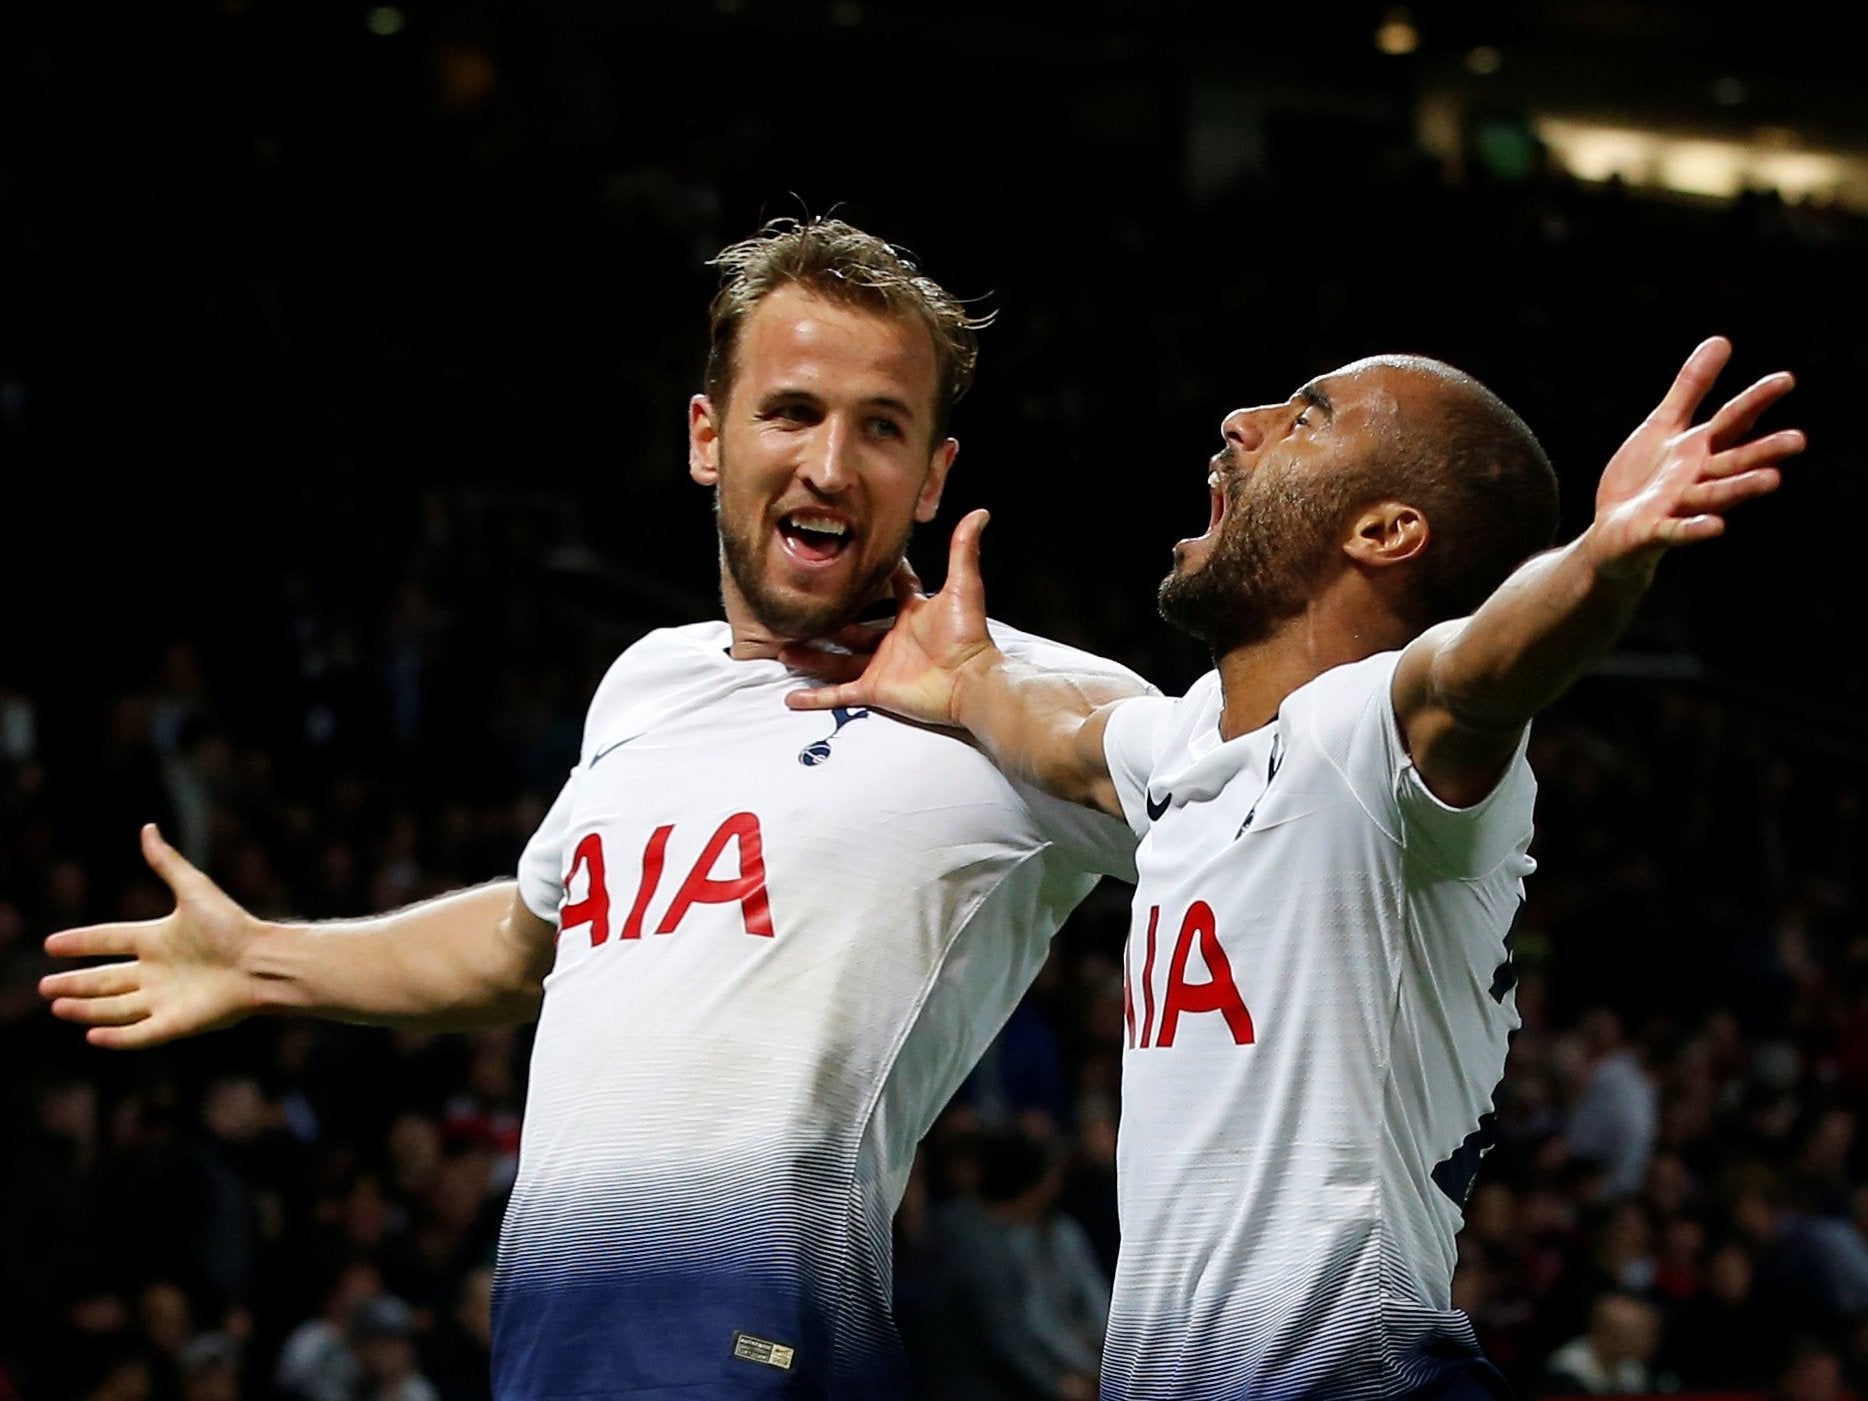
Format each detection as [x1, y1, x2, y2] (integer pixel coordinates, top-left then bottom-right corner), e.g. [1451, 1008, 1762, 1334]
[40, 823, 555, 1049]
[784, 511, 1134, 817]
[1396, 336, 1804, 807]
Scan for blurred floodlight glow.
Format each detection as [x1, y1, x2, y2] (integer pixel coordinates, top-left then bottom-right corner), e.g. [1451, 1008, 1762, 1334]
[1465, 46, 1503, 76]
[1376, 9, 1419, 55]
[1660, 140, 1744, 198]
[1755, 151, 1847, 199]
[1539, 120, 1653, 183]
[1535, 117, 1860, 208]
[366, 6, 405, 36]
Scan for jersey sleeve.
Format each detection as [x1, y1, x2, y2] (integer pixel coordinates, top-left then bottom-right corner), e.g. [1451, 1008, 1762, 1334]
[1294, 651, 1535, 881]
[517, 772, 577, 922]
[1393, 726, 1536, 881]
[1101, 693, 1182, 839]
[985, 621, 1160, 879]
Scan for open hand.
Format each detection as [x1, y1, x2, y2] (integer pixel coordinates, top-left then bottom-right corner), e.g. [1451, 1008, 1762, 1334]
[1586, 336, 1804, 581]
[784, 508, 999, 726]
[40, 824, 262, 1048]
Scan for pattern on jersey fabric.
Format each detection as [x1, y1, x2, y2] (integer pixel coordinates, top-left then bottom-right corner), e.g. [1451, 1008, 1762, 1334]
[492, 1149, 904, 1399]
[497, 621, 1145, 1399]
[1098, 656, 1535, 1401]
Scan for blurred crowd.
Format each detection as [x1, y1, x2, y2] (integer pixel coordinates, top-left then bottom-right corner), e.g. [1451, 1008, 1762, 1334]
[6, 5, 1868, 1399]
[6, 621, 1868, 1401]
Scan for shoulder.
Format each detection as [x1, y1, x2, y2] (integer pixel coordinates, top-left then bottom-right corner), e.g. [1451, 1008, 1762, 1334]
[587, 622, 729, 705]
[985, 618, 1158, 694]
[1285, 649, 1402, 721]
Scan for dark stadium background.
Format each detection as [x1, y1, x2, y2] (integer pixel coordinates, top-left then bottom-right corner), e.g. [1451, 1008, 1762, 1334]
[3, 3, 1866, 1399]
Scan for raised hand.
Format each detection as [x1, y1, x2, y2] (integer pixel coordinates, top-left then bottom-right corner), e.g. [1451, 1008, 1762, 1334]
[784, 508, 998, 726]
[1586, 336, 1804, 582]
[40, 824, 263, 1048]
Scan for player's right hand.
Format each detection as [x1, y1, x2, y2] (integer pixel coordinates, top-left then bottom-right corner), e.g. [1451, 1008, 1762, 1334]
[39, 823, 264, 1049]
[783, 508, 1000, 727]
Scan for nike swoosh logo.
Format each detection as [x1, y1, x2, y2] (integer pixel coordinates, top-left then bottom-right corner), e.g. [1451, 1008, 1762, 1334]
[1145, 790, 1172, 821]
[588, 733, 646, 768]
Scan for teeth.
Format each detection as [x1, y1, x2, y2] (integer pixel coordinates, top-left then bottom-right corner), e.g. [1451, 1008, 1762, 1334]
[788, 514, 849, 536]
[1207, 470, 1223, 489]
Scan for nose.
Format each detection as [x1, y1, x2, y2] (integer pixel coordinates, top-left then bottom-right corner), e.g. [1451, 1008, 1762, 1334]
[799, 414, 858, 496]
[1220, 405, 1269, 454]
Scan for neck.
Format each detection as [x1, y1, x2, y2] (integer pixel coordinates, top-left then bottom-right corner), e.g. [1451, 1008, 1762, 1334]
[717, 566, 895, 662]
[1212, 586, 1412, 740]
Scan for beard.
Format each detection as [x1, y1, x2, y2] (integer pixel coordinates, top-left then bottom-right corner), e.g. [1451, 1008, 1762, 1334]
[715, 483, 907, 642]
[1157, 471, 1345, 655]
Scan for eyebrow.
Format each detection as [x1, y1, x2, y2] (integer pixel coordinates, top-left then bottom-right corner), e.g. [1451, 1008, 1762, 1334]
[1297, 384, 1335, 421]
[761, 388, 918, 420]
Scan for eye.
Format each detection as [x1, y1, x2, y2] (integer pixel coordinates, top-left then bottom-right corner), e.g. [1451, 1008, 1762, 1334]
[868, 416, 905, 440]
[1293, 410, 1312, 429]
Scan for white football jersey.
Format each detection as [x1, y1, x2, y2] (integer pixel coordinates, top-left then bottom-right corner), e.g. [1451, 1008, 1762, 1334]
[1099, 652, 1534, 1400]
[494, 620, 1142, 1400]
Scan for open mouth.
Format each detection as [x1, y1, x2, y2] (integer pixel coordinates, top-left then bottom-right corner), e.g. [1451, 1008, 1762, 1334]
[1203, 467, 1227, 537]
[778, 511, 854, 565]
[1172, 467, 1229, 567]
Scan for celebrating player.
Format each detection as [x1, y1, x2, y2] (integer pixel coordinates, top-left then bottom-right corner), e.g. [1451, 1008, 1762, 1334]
[787, 339, 1804, 1398]
[40, 219, 1148, 1400]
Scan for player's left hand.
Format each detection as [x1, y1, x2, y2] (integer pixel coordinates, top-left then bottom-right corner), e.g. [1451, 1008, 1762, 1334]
[1585, 336, 1805, 583]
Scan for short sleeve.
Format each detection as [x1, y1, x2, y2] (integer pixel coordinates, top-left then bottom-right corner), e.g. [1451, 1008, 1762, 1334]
[1394, 728, 1537, 881]
[1291, 651, 1535, 881]
[517, 773, 577, 923]
[1101, 694, 1180, 839]
[986, 621, 1162, 872]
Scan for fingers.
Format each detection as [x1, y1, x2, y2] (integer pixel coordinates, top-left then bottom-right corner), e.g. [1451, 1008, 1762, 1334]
[784, 681, 869, 712]
[1679, 467, 1784, 515]
[778, 646, 868, 686]
[1706, 371, 1797, 446]
[1652, 336, 1732, 426]
[48, 990, 148, 1028]
[943, 509, 990, 602]
[1654, 515, 1725, 547]
[88, 1017, 183, 1051]
[1708, 430, 1806, 478]
[813, 620, 893, 656]
[44, 922, 143, 959]
[40, 962, 142, 1000]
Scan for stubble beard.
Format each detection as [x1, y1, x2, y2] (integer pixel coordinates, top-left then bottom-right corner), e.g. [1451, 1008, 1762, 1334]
[1156, 475, 1343, 656]
[715, 485, 905, 642]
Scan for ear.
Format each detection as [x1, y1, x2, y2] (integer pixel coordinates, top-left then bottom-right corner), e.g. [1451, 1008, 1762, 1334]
[689, 394, 721, 486]
[1342, 502, 1429, 568]
[914, 437, 960, 524]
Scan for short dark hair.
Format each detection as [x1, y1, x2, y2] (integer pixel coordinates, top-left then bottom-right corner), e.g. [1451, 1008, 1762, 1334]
[1350, 357, 1561, 628]
[703, 216, 989, 441]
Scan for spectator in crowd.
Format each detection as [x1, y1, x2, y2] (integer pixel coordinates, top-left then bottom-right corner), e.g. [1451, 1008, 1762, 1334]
[923, 1130, 1109, 1401]
[176, 1333, 244, 1401]
[349, 1295, 440, 1401]
[1540, 1291, 1665, 1395]
[4, 14, 1866, 1397]
[1562, 1009, 1659, 1198]
[1663, 1238, 1786, 1387]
